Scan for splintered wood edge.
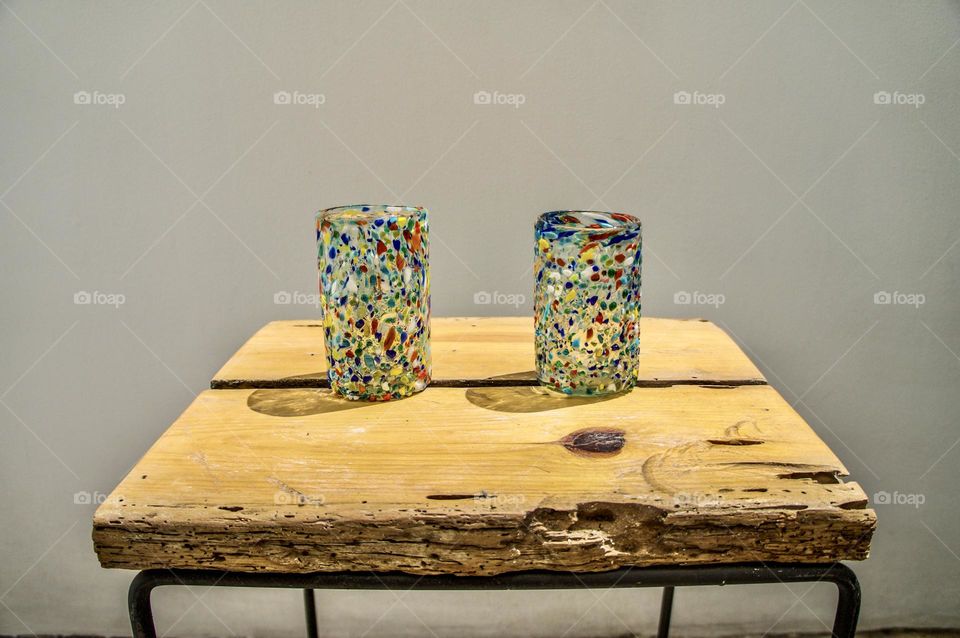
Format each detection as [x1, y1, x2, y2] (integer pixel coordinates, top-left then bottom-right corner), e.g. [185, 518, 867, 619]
[93, 500, 876, 575]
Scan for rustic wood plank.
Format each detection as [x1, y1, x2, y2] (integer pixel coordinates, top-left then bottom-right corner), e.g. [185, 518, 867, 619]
[210, 317, 766, 388]
[93, 385, 874, 575]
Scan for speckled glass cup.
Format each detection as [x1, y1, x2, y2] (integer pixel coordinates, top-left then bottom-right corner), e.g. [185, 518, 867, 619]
[534, 211, 642, 396]
[316, 205, 431, 401]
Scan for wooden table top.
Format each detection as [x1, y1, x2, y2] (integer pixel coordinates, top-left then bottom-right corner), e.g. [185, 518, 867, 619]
[94, 317, 874, 575]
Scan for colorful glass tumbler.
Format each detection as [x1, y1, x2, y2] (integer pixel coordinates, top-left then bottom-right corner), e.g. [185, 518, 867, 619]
[534, 211, 642, 396]
[316, 205, 431, 401]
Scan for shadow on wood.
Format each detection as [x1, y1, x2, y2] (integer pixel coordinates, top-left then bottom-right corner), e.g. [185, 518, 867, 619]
[247, 388, 376, 416]
[465, 385, 627, 413]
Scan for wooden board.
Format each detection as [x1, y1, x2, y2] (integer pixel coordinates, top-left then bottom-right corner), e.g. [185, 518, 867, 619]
[93, 385, 874, 575]
[211, 317, 766, 388]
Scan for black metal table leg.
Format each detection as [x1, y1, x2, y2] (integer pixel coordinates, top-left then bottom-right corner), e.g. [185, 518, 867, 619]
[128, 571, 160, 638]
[303, 589, 318, 638]
[127, 563, 860, 638]
[657, 586, 674, 638]
[828, 563, 861, 638]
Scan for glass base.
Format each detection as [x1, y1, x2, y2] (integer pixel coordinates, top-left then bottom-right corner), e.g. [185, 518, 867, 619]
[330, 373, 430, 402]
[537, 376, 635, 397]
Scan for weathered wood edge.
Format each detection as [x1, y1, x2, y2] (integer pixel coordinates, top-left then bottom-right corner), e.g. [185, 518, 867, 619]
[93, 501, 876, 575]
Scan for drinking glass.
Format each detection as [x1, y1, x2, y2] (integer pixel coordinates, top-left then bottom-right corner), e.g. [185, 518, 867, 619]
[316, 205, 431, 400]
[534, 210, 642, 395]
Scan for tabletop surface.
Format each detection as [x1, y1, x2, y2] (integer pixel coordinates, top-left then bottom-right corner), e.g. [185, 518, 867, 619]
[94, 317, 875, 576]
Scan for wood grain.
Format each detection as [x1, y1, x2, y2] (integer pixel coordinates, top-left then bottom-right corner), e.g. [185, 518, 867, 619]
[210, 317, 766, 388]
[93, 385, 874, 575]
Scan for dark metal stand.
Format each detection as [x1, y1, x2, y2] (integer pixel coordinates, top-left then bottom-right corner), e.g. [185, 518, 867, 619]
[129, 563, 860, 638]
[657, 586, 675, 638]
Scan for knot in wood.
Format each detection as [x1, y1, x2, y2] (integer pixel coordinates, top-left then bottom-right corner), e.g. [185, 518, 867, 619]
[561, 428, 626, 457]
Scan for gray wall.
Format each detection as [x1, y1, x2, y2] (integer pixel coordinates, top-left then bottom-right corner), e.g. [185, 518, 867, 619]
[2, 1, 959, 635]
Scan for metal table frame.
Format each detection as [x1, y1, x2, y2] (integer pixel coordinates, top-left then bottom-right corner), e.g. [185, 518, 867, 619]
[128, 562, 860, 638]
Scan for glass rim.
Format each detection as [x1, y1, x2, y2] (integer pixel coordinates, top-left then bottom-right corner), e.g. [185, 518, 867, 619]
[317, 204, 426, 222]
[537, 210, 641, 233]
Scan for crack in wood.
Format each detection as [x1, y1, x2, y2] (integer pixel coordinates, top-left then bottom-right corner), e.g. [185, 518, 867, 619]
[212, 378, 770, 390]
[778, 471, 842, 484]
[707, 438, 764, 446]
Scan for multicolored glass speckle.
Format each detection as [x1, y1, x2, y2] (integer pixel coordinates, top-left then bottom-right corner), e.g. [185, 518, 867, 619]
[534, 211, 642, 396]
[316, 205, 431, 401]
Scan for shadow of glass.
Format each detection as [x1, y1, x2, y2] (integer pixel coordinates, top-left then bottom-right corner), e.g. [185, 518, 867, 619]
[465, 385, 625, 414]
[247, 388, 374, 417]
[480, 370, 538, 383]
